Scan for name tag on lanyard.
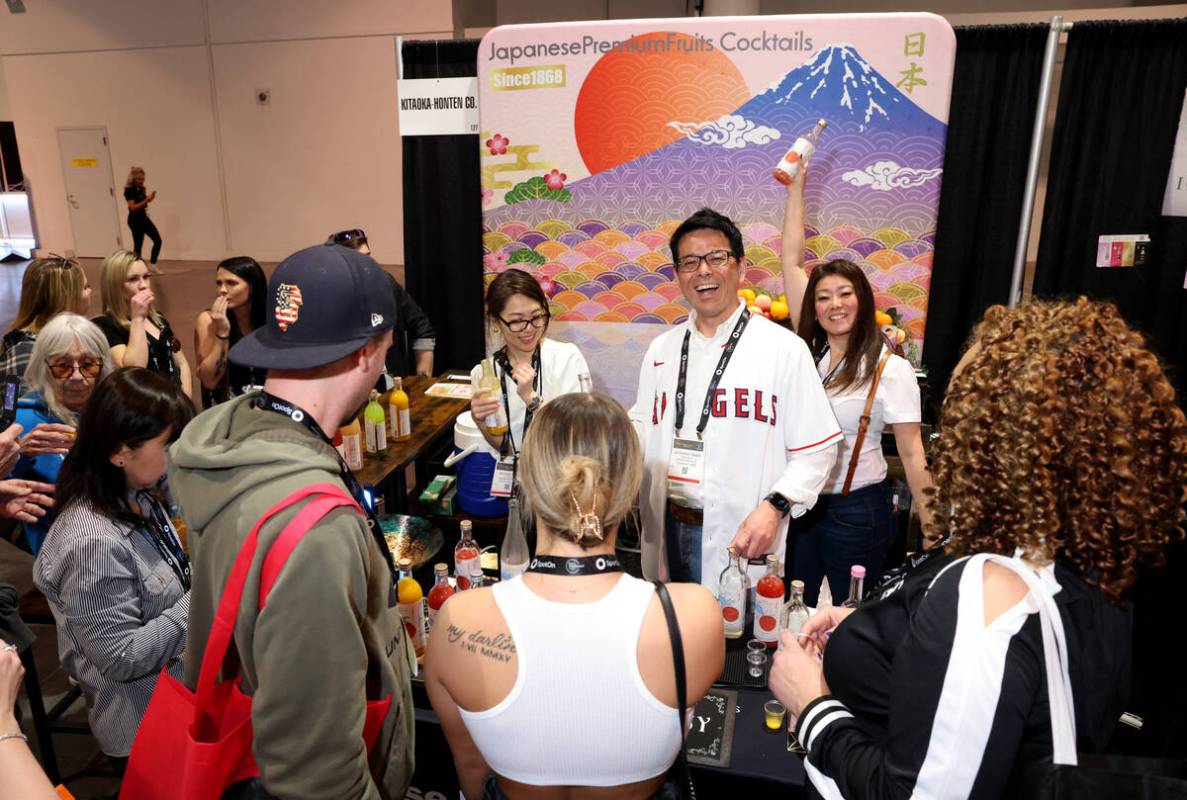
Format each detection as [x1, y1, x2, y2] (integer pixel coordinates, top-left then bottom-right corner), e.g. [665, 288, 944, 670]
[490, 456, 516, 498]
[667, 437, 705, 496]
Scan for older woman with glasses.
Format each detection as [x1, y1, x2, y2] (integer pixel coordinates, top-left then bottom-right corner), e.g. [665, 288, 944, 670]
[7, 313, 113, 553]
[326, 228, 436, 377]
[469, 268, 590, 457]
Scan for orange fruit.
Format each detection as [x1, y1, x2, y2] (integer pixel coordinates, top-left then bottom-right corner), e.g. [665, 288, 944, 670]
[739, 288, 757, 305]
[875, 310, 893, 327]
[770, 300, 789, 321]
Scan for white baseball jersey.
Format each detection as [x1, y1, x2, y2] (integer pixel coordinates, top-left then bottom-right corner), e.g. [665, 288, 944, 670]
[630, 300, 842, 593]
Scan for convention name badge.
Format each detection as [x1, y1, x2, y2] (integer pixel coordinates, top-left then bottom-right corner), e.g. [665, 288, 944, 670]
[667, 437, 705, 495]
[490, 456, 517, 498]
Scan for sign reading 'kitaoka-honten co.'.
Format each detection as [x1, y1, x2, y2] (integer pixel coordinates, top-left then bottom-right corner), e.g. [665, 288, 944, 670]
[397, 77, 480, 137]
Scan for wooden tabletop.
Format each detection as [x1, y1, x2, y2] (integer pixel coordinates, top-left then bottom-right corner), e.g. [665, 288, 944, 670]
[352, 375, 471, 488]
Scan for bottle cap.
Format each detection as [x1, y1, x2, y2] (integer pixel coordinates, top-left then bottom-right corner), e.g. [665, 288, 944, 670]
[765, 554, 778, 566]
[460, 520, 473, 533]
[434, 563, 449, 576]
[791, 579, 805, 591]
[850, 565, 866, 578]
[817, 118, 828, 127]
[397, 557, 412, 570]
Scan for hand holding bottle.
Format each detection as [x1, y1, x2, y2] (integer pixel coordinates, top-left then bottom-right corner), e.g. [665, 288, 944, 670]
[470, 389, 501, 424]
[769, 630, 830, 717]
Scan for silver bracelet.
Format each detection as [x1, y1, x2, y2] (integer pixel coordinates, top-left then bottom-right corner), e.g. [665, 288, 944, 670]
[0, 731, 29, 744]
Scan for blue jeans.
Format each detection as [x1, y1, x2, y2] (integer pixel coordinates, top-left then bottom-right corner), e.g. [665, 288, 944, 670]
[791, 481, 895, 608]
[664, 511, 703, 584]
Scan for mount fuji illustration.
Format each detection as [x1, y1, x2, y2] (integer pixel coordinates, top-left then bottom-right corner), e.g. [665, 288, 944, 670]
[736, 44, 945, 137]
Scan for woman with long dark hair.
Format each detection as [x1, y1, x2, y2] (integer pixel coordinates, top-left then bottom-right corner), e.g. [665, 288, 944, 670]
[33, 367, 194, 763]
[780, 171, 932, 604]
[193, 256, 268, 407]
[469, 268, 590, 456]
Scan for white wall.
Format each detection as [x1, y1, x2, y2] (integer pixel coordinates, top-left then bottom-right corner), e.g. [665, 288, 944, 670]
[0, 0, 453, 263]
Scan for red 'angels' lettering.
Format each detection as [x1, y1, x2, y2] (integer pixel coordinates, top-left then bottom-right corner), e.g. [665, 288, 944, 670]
[707, 388, 778, 426]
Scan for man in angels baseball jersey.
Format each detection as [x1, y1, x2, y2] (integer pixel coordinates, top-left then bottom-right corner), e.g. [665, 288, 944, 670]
[630, 208, 842, 594]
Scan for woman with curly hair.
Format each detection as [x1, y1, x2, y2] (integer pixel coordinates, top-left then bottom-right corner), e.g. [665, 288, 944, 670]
[768, 298, 1187, 799]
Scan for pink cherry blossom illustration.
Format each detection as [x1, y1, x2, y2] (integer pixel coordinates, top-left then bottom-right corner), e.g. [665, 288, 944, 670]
[480, 187, 494, 206]
[484, 249, 510, 272]
[537, 275, 555, 297]
[544, 169, 567, 191]
[485, 133, 509, 156]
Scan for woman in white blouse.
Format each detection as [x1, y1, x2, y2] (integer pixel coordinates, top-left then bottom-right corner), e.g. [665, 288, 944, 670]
[470, 268, 590, 458]
[780, 170, 933, 606]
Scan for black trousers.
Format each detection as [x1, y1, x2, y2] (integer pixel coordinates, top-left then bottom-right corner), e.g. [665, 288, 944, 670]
[128, 215, 162, 263]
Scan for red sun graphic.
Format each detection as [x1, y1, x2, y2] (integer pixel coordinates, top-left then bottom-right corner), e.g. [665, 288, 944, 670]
[574, 32, 750, 176]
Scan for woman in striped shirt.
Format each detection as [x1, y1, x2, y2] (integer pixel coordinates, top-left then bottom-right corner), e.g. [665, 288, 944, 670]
[34, 367, 194, 762]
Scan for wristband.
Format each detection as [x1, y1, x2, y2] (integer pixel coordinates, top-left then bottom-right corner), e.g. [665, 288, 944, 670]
[215, 333, 230, 340]
[764, 492, 792, 518]
[0, 732, 28, 745]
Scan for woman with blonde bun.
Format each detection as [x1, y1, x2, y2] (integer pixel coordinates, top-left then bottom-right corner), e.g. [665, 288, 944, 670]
[427, 392, 724, 800]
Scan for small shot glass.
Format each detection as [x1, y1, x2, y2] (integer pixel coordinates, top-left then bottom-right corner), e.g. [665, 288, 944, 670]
[746, 649, 767, 678]
[746, 639, 767, 655]
[764, 699, 787, 732]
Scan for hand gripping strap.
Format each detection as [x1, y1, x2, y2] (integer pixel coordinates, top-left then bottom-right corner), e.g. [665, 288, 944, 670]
[194, 483, 360, 738]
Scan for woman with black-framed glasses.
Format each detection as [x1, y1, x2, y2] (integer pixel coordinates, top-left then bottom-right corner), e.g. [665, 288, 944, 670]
[7, 313, 113, 553]
[469, 268, 591, 457]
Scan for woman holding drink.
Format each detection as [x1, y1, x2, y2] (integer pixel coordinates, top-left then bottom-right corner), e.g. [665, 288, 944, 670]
[469, 269, 590, 456]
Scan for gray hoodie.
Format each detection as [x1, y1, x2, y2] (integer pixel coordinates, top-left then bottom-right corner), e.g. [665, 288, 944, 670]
[168, 393, 414, 800]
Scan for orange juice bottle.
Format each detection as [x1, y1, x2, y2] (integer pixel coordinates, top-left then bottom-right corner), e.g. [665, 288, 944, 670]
[396, 558, 426, 657]
[338, 415, 363, 471]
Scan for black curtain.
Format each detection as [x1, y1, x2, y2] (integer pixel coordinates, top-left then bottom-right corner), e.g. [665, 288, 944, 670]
[1031, 19, 1187, 759]
[0, 121, 23, 189]
[921, 24, 1049, 412]
[1032, 19, 1187, 386]
[401, 40, 485, 373]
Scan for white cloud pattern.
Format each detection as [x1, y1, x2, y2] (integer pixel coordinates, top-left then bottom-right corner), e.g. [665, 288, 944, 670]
[667, 114, 782, 150]
[842, 160, 942, 191]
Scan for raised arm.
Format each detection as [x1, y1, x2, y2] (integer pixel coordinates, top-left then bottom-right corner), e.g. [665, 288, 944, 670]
[780, 168, 810, 331]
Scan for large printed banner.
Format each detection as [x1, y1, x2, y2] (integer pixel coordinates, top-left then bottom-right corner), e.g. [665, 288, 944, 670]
[479, 14, 955, 402]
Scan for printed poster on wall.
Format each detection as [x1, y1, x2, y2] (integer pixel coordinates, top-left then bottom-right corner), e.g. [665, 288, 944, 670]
[478, 14, 956, 402]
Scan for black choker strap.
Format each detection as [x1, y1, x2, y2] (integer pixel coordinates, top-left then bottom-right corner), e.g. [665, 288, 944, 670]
[526, 554, 623, 576]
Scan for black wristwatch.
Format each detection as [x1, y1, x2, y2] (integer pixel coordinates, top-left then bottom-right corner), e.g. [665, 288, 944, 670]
[764, 492, 792, 518]
[525, 393, 542, 413]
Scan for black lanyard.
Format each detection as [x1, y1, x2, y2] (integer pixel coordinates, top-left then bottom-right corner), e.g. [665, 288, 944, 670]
[136, 491, 191, 590]
[526, 554, 623, 576]
[255, 391, 398, 582]
[496, 347, 542, 457]
[674, 308, 751, 438]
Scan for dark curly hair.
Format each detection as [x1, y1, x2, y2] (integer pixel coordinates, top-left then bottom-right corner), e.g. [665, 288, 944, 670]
[929, 297, 1187, 602]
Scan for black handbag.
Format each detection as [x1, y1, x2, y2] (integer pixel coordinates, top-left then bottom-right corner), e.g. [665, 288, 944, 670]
[653, 581, 697, 800]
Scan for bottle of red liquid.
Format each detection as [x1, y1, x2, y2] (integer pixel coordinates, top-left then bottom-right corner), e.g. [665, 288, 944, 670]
[752, 554, 783, 648]
[427, 563, 455, 633]
[454, 520, 480, 590]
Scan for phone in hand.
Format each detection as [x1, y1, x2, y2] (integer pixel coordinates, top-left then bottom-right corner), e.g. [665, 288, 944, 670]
[1, 376, 19, 430]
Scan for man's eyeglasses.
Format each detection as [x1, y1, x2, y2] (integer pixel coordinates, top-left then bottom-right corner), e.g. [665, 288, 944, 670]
[331, 229, 367, 243]
[674, 249, 735, 273]
[46, 358, 103, 380]
[499, 312, 550, 333]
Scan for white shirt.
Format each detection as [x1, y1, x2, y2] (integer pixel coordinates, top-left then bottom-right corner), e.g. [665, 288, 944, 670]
[470, 338, 589, 454]
[818, 346, 920, 494]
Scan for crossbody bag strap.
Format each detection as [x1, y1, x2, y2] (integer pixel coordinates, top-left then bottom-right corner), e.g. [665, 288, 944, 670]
[193, 482, 359, 737]
[653, 581, 695, 799]
[842, 349, 894, 496]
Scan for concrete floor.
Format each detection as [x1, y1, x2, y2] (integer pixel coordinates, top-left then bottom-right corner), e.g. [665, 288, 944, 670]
[1, 253, 408, 798]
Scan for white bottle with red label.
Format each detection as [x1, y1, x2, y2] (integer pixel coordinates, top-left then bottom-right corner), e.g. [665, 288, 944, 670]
[753, 554, 784, 646]
[717, 546, 747, 639]
[773, 118, 828, 185]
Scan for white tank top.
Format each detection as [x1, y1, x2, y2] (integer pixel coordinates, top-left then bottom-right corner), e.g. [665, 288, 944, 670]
[458, 573, 684, 786]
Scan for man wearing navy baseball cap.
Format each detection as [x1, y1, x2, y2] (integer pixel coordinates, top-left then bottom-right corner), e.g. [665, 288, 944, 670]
[166, 244, 415, 799]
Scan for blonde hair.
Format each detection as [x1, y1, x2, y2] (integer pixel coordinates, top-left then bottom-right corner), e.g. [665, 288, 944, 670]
[24, 313, 114, 426]
[519, 392, 642, 548]
[8, 257, 87, 333]
[100, 250, 161, 329]
[125, 166, 145, 188]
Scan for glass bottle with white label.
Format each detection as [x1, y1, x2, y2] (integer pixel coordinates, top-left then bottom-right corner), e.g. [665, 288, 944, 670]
[717, 546, 747, 639]
[777, 579, 810, 652]
[753, 554, 783, 647]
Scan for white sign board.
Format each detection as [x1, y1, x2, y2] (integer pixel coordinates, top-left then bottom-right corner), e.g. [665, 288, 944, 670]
[1163, 89, 1187, 217]
[397, 77, 480, 137]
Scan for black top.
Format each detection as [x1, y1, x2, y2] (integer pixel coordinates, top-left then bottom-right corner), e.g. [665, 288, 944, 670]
[384, 274, 436, 377]
[796, 552, 1132, 798]
[92, 314, 181, 387]
[200, 316, 266, 409]
[123, 185, 147, 222]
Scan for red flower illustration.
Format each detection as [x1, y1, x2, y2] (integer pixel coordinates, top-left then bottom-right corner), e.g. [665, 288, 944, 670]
[485, 133, 509, 156]
[537, 276, 555, 297]
[544, 169, 567, 191]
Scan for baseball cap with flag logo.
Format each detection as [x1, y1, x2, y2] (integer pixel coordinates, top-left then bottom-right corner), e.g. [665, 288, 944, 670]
[230, 243, 396, 371]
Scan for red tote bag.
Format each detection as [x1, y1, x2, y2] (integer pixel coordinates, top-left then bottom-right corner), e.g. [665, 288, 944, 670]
[120, 483, 392, 800]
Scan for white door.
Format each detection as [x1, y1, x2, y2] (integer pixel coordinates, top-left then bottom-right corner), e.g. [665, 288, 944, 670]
[57, 127, 120, 257]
